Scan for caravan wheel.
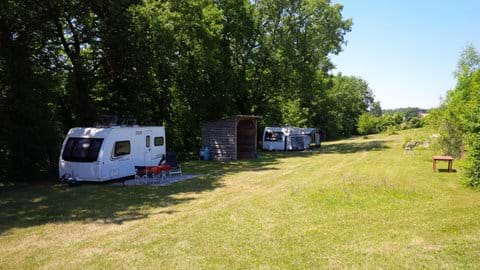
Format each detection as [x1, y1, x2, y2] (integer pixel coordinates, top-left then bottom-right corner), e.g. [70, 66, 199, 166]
[67, 179, 80, 187]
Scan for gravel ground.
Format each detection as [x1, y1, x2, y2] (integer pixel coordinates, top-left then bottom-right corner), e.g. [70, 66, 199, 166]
[111, 174, 200, 186]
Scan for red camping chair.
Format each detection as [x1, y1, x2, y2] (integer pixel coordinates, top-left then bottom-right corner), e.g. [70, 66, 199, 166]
[135, 155, 172, 183]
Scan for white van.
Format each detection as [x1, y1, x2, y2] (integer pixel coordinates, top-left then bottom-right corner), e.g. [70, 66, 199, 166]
[59, 126, 166, 182]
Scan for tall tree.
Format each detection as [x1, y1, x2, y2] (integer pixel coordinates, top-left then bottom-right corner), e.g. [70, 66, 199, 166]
[323, 75, 375, 138]
[251, 0, 352, 127]
[0, 0, 61, 181]
[90, 0, 160, 123]
[47, 0, 101, 126]
[0, 0, 373, 182]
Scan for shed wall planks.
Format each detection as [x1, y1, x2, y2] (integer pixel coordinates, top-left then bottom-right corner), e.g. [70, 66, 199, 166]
[201, 116, 259, 161]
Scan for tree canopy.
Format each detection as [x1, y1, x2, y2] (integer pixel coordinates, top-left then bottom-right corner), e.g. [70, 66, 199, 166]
[0, 0, 382, 183]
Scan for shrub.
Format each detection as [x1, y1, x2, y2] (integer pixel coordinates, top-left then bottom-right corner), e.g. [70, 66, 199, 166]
[385, 125, 399, 135]
[438, 113, 465, 158]
[357, 113, 380, 135]
[466, 134, 480, 187]
[426, 45, 480, 187]
[426, 108, 464, 158]
[406, 117, 424, 129]
[381, 113, 403, 127]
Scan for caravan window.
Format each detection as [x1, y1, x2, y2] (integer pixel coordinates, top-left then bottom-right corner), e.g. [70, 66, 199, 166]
[62, 138, 103, 162]
[264, 131, 284, 142]
[146, 135, 151, 148]
[154, 137, 164, 146]
[114, 141, 131, 157]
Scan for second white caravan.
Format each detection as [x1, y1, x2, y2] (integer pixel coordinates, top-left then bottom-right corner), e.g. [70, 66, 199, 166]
[59, 126, 166, 182]
[262, 126, 321, 151]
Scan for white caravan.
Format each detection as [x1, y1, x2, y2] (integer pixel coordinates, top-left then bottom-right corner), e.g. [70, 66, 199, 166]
[59, 126, 166, 182]
[262, 127, 321, 151]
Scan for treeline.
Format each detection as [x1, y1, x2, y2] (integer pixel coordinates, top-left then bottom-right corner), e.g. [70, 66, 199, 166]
[0, 0, 378, 182]
[427, 45, 480, 187]
[382, 107, 427, 119]
[357, 108, 425, 135]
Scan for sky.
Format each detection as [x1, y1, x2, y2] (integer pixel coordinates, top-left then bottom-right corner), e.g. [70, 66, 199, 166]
[330, 0, 480, 109]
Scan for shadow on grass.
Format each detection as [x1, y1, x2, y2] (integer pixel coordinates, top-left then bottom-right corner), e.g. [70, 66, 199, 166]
[320, 140, 390, 154]
[0, 155, 284, 235]
[437, 169, 457, 173]
[0, 140, 388, 235]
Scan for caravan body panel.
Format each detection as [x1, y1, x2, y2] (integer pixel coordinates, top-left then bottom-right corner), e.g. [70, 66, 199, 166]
[262, 127, 287, 151]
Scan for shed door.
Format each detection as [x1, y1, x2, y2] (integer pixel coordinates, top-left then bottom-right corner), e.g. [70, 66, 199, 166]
[237, 119, 256, 159]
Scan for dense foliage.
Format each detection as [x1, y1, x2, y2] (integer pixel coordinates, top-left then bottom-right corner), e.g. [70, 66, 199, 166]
[323, 74, 377, 138]
[357, 110, 424, 135]
[0, 0, 380, 183]
[427, 45, 480, 187]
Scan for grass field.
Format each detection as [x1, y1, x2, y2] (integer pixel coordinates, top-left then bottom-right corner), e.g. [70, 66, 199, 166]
[1, 129, 480, 269]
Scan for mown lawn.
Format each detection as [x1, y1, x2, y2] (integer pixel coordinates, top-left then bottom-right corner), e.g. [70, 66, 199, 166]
[1, 129, 480, 269]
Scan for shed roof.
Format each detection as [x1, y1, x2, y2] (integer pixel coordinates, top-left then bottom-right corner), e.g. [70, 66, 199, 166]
[204, 115, 262, 124]
[264, 126, 318, 136]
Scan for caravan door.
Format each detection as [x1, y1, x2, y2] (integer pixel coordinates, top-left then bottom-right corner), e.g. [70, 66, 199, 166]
[151, 132, 166, 164]
[144, 131, 153, 167]
[110, 139, 133, 179]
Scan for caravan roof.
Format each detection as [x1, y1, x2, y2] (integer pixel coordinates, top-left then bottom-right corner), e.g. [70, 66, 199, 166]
[66, 126, 163, 139]
[264, 126, 317, 136]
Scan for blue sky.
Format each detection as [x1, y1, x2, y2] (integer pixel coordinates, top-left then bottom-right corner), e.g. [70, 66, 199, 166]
[331, 0, 480, 109]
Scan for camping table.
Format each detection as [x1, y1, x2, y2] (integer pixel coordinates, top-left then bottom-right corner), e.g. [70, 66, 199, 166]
[433, 156, 454, 172]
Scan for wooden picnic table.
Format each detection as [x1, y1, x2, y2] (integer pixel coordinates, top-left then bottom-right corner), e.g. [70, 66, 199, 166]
[433, 155, 453, 172]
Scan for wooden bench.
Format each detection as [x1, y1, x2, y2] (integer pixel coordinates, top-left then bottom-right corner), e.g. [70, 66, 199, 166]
[433, 156, 453, 172]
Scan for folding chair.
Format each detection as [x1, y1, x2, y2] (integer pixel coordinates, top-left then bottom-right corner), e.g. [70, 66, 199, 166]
[165, 151, 182, 176]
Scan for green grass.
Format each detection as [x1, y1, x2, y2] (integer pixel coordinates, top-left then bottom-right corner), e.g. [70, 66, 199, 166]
[1, 129, 480, 269]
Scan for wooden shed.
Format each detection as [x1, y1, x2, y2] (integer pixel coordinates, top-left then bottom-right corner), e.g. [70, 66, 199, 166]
[201, 115, 261, 161]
